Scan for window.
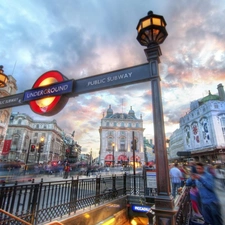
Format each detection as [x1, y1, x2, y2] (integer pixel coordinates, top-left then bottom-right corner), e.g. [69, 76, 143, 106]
[121, 122, 124, 127]
[18, 119, 22, 125]
[108, 131, 113, 136]
[220, 116, 225, 141]
[120, 137, 126, 151]
[107, 138, 114, 150]
[136, 123, 139, 128]
[114, 122, 117, 127]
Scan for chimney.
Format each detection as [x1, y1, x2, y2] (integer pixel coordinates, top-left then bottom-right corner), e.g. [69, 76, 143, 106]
[217, 83, 225, 101]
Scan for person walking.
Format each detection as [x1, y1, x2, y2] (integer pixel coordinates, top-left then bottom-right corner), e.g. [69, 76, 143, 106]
[63, 161, 70, 179]
[186, 162, 223, 225]
[169, 163, 183, 198]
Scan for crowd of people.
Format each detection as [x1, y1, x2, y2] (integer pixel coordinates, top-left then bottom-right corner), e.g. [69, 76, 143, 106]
[169, 161, 224, 225]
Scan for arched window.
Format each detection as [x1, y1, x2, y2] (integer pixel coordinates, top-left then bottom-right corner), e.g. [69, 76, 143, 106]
[18, 119, 22, 125]
[107, 137, 114, 150]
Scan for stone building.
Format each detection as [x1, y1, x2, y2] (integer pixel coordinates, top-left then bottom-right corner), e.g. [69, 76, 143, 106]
[99, 105, 145, 167]
[3, 112, 81, 163]
[169, 83, 225, 164]
[0, 68, 17, 155]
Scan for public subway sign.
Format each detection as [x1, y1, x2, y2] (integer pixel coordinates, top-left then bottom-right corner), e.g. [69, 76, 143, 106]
[0, 63, 150, 116]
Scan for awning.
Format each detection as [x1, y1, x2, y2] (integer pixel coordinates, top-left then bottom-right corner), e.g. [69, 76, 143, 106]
[105, 154, 114, 162]
[117, 155, 128, 161]
[130, 155, 140, 162]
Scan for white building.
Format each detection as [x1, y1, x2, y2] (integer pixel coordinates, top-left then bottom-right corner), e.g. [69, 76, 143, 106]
[99, 105, 145, 167]
[169, 83, 225, 164]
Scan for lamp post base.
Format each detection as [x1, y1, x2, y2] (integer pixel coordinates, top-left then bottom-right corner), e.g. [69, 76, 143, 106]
[151, 196, 178, 225]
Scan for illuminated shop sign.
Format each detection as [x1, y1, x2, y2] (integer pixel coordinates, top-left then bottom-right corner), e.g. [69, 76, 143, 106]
[131, 205, 151, 212]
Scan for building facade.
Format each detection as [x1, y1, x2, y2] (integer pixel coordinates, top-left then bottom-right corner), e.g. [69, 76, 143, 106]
[0, 74, 17, 154]
[2, 112, 81, 163]
[99, 105, 145, 167]
[169, 83, 225, 164]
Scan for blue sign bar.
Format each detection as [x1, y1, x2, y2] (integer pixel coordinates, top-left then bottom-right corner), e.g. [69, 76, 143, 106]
[131, 205, 151, 212]
[0, 93, 24, 109]
[0, 64, 151, 110]
[74, 63, 149, 94]
[23, 80, 73, 102]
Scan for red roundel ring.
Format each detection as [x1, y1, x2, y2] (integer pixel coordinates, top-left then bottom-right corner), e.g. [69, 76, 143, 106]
[29, 70, 69, 116]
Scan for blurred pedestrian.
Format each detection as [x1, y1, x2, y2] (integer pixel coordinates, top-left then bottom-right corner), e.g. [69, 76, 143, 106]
[179, 164, 188, 187]
[214, 164, 225, 190]
[186, 162, 223, 225]
[169, 163, 183, 198]
[206, 163, 216, 177]
[63, 161, 70, 179]
[186, 178, 204, 222]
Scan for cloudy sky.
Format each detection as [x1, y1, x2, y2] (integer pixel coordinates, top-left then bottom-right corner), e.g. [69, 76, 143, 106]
[1, 0, 225, 157]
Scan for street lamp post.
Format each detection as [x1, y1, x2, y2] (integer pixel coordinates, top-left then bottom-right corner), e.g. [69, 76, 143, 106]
[112, 143, 115, 167]
[136, 11, 176, 224]
[0, 65, 8, 88]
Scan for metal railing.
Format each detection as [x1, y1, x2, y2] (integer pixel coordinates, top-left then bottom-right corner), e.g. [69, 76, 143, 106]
[0, 173, 144, 225]
[0, 174, 200, 225]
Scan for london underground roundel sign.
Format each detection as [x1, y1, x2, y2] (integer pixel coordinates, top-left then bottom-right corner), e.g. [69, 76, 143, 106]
[29, 71, 71, 116]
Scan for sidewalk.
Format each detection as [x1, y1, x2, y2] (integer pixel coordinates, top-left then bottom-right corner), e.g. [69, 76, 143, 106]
[32, 170, 127, 183]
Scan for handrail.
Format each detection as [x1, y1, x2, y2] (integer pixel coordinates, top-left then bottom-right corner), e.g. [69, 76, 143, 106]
[0, 209, 32, 225]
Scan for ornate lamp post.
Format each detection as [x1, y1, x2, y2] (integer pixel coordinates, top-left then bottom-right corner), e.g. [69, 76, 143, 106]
[136, 11, 176, 224]
[0, 65, 8, 88]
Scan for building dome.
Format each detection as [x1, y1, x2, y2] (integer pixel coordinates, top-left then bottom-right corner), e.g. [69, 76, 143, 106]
[106, 105, 113, 117]
[199, 91, 220, 104]
[128, 106, 135, 117]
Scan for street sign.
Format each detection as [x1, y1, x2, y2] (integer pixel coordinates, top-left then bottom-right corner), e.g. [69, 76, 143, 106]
[177, 151, 192, 157]
[0, 93, 25, 109]
[23, 80, 73, 102]
[146, 170, 157, 188]
[74, 63, 150, 94]
[0, 63, 150, 115]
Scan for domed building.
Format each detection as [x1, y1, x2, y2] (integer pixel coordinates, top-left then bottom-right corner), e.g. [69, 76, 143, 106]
[168, 83, 225, 164]
[99, 105, 145, 167]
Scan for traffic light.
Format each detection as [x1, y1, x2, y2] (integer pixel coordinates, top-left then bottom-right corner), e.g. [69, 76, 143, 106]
[30, 144, 36, 152]
[66, 148, 70, 156]
[131, 140, 137, 151]
[39, 142, 44, 152]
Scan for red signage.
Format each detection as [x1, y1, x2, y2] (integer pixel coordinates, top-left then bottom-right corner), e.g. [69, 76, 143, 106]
[2, 140, 12, 155]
